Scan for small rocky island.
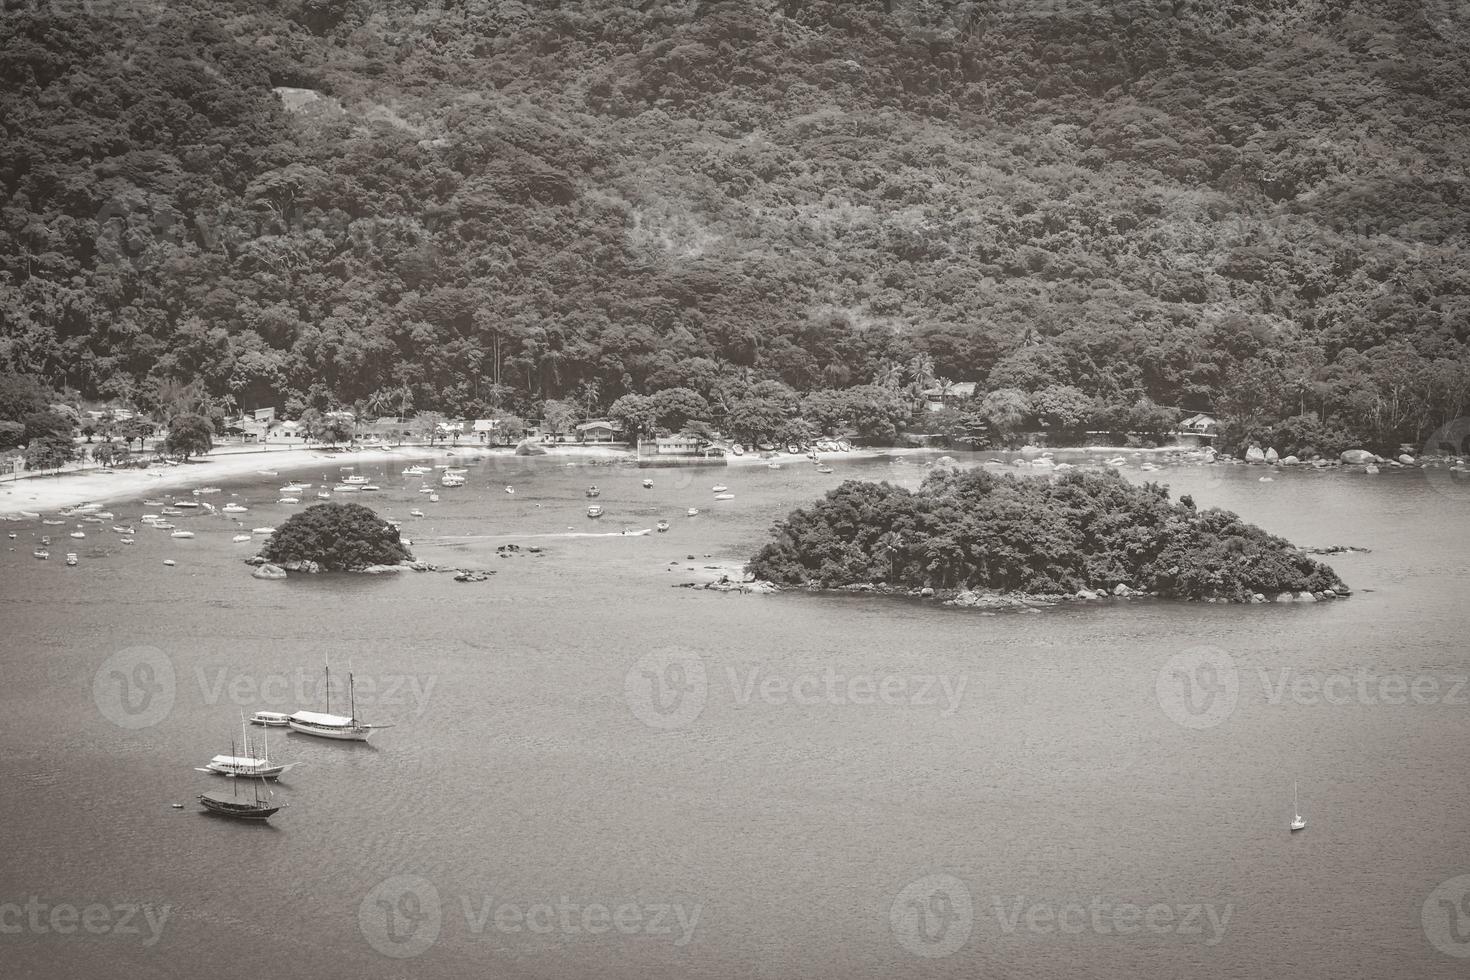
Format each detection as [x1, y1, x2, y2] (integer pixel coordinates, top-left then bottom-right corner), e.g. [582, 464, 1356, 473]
[252, 502, 415, 576]
[747, 468, 1348, 606]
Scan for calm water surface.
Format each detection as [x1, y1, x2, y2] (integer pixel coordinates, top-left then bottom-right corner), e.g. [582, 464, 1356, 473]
[1, 451, 1467, 979]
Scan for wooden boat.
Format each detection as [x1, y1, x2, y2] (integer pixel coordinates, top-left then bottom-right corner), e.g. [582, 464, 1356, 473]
[250, 711, 290, 727]
[199, 722, 295, 779]
[288, 666, 388, 741]
[587, 505, 604, 518]
[198, 770, 281, 820]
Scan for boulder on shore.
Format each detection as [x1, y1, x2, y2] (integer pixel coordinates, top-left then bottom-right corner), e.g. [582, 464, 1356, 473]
[1280, 455, 1299, 465]
[359, 564, 402, 574]
[252, 563, 287, 580]
[1265, 447, 1279, 463]
[1398, 454, 1415, 465]
[1340, 449, 1377, 464]
[281, 559, 321, 574]
[1245, 446, 1266, 463]
[514, 439, 547, 456]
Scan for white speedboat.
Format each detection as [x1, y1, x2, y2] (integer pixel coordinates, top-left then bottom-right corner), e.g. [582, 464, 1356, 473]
[409, 509, 425, 517]
[278, 497, 300, 504]
[332, 484, 360, 492]
[250, 710, 290, 727]
[279, 484, 305, 494]
[33, 548, 48, 559]
[252, 527, 275, 535]
[112, 525, 135, 534]
[587, 505, 604, 518]
[65, 553, 78, 565]
[173, 501, 200, 509]
[342, 475, 368, 485]
[317, 492, 330, 499]
[642, 479, 653, 488]
[222, 504, 248, 513]
[69, 531, 85, 538]
[712, 485, 728, 493]
[151, 522, 175, 530]
[171, 530, 195, 538]
[687, 508, 699, 517]
[504, 486, 515, 494]
[1290, 781, 1306, 831]
[232, 534, 252, 542]
[428, 493, 440, 502]
[714, 493, 734, 500]
[193, 488, 221, 495]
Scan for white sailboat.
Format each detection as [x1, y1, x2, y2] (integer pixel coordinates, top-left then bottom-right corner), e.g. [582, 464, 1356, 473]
[198, 717, 297, 779]
[288, 663, 391, 741]
[1290, 781, 1306, 831]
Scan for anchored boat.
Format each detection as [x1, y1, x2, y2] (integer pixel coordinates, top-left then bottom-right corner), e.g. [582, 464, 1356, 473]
[288, 665, 389, 741]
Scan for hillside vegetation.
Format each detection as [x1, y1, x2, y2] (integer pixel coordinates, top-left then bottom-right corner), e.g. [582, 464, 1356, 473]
[2, 0, 1467, 454]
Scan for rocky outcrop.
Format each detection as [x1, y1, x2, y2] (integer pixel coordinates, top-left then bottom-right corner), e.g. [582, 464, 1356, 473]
[1398, 454, 1416, 465]
[1265, 447, 1279, 463]
[453, 569, 495, 582]
[358, 564, 403, 574]
[681, 576, 779, 594]
[1340, 449, 1378, 464]
[280, 559, 321, 574]
[1245, 445, 1266, 463]
[252, 563, 287, 580]
[514, 439, 548, 456]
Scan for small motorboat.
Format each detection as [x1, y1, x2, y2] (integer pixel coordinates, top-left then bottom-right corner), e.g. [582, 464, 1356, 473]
[786, 444, 800, 454]
[279, 484, 305, 494]
[332, 484, 359, 492]
[505, 486, 515, 494]
[359, 485, 380, 492]
[656, 520, 670, 532]
[222, 504, 248, 513]
[730, 444, 745, 456]
[317, 492, 330, 499]
[250, 710, 291, 727]
[586, 486, 601, 498]
[642, 479, 654, 489]
[143, 499, 165, 506]
[161, 507, 184, 516]
[428, 493, 440, 502]
[409, 509, 425, 517]
[252, 527, 276, 535]
[714, 493, 735, 500]
[193, 488, 221, 496]
[586, 505, 604, 518]
[120, 537, 134, 545]
[816, 465, 834, 474]
[342, 475, 369, 485]
[173, 501, 200, 509]
[402, 465, 430, 475]
[5, 532, 14, 539]
[65, 553, 78, 565]
[162, 559, 176, 566]
[232, 534, 252, 542]
[112, 525, 135, 534]
[768, 462, 782, 469]
[687, 508, 699, 517]
[69, 531, 85, 539]
[257, 470, 278, 476]
[80, 516, 104, 523]
[278, 497, 300, 504]
[151, 522, 176, 530]
[418, 487, 434, 494]
[712, 485, 728, 493]
[42, 519, 64, 526]
[171, 530, 195, 539]
[33, 548, 49, 559]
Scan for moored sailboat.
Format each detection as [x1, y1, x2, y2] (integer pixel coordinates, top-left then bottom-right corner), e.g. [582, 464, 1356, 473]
[288, 664, 389, 741]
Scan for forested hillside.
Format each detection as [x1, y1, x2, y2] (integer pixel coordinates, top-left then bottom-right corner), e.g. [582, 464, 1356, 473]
[2, 0, 1467, 453]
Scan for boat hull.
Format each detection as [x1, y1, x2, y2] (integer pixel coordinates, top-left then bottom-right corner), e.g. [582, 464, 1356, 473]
[198, 797, 280, 820]
[287, 720, 372, 741]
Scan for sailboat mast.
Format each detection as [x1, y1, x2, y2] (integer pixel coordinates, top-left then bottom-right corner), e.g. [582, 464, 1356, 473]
[324, 661, 331, 715]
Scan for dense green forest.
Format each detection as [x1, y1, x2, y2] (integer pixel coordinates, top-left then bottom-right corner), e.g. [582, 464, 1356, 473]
[747, 468, 1348, 600]
[1, 0, 1467, 454]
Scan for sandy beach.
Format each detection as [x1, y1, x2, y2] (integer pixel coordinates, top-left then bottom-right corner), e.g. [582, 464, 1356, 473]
[0, 442, 925, 518]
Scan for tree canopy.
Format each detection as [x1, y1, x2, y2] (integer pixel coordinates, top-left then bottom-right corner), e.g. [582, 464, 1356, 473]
[261, 502, 412, 571]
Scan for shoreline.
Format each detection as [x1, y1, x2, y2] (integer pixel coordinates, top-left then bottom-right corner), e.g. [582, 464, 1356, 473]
[0, 443, 931, 517]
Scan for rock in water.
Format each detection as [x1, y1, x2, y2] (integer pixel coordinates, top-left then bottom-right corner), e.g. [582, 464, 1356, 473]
[253, 563, 288, 580]
[1340, 449, 1377, 464]
[1245, 446, 1266, 463]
